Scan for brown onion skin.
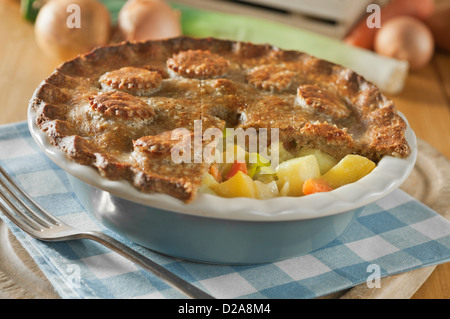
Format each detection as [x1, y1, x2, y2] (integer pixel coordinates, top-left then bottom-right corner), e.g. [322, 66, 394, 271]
[425, 2, 450, 52]
[374, 16, 435, 70]
[35, 0, 111, 62]
[117, 0, 182, 42]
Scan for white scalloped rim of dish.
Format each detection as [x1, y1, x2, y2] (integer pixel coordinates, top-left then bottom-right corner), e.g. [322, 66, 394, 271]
[28, 106, 417, 222]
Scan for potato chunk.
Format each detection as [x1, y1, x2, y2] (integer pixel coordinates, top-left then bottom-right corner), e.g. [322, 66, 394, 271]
[254, 180, 279, 199]
[199, 172, 220, 195]
[296, 148, 338, 174]
[321, 154, 376, 189]
[275, 155, 321, 196]
[212, 171, 256, 198]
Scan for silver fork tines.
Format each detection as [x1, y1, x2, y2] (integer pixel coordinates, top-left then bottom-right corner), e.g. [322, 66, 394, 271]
[0, 165, 213, 299]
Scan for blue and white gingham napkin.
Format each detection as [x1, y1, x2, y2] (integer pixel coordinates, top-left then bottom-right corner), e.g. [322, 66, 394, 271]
[1, 122, 450, 299]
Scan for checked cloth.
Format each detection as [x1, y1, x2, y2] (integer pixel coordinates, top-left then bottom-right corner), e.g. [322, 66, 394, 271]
[1, 122, 450, 299]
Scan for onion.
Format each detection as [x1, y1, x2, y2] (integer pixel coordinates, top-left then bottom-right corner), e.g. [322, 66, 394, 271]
[374, 16, 435, 70]
[118, 0, 182, 42]
[426, 2, 450, 52]
[35, 0, 111, 62]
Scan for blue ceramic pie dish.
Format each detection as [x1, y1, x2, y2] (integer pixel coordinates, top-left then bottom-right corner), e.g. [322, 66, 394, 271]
[28, 107, 417, 264]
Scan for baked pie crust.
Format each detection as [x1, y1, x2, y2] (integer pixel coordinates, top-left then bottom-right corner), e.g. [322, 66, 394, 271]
[99, 67, 163, 95]
[30, 36, 410, 203]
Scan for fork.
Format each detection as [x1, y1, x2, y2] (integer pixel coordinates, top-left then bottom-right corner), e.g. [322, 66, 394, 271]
[0, 165, 213, 299]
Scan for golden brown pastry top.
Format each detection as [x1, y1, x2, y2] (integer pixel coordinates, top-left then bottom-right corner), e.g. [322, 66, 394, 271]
[99, 67, 163, 95]
[167, 49, 230, 79]
[89, 91, 156, 119]
[30, 36, 410, 203]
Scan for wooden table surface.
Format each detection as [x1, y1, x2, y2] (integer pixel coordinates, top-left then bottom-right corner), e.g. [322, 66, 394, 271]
[1, 0, 450, 299]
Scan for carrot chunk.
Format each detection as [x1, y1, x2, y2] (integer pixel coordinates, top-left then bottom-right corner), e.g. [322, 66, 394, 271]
[226, 160, 247, 180]
[209, 163, 222, 182]
[302, 178, 333, 195]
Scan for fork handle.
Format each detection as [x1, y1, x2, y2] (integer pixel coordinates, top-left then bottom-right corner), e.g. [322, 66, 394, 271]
[81, 231, 214, 299]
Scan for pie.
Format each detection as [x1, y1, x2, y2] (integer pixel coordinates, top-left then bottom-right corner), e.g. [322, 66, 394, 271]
[30, 36, 411, 203]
